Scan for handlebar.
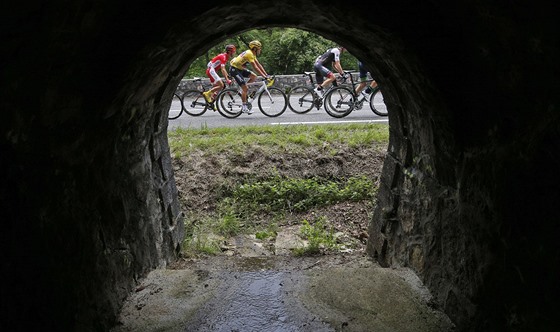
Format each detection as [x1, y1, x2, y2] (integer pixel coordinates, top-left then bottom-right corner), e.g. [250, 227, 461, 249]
[265, 75, 275, 87]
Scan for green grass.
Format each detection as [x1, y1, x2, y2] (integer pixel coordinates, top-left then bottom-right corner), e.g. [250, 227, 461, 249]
[168, 123, 389, 157]
[170, 124, 388, 256]
[293, 217, 340, 256]
[223, 175, 376, 216]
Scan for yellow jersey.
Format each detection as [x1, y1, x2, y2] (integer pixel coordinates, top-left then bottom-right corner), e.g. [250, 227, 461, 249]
[230, 49, 256, 70]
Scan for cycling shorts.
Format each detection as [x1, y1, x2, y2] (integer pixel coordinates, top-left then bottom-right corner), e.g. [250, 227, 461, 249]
[206, 67, 221, 84]
[229, 66, 254, 86]
[313, 62, 333, 85]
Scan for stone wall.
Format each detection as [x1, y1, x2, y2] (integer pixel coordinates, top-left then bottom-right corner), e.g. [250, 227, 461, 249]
[175, 73, 365, 94]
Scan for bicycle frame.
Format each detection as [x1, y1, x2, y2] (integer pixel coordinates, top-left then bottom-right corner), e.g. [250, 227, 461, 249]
[239, 78, 272, 103]
[215, 76, 287, 118]
[323, 70, 385, 118]
[287, 72, 349, 115]
[306, 71, 345, 108]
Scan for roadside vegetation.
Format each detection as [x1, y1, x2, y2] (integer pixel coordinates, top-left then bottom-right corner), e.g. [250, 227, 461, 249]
[168, 123, 389, 257]
[184, 27, 359, 78]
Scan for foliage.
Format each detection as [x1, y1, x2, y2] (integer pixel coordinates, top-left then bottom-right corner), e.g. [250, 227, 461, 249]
[215, 214, 241, 237]
[293, 217, 339, 256]
[184, 27, 359, 77]
[255, 228, 277, 240]
[225, 175, 376, 216]
[182, 222, 222, 256]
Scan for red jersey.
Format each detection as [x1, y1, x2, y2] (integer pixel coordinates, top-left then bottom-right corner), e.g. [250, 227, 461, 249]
[207, 53, 229, 69]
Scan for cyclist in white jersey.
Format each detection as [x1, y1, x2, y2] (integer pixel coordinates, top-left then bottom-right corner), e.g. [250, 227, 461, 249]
[313, 46, 347, 97]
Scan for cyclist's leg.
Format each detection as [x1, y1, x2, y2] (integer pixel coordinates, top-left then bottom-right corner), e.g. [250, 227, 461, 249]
[230, 67, 246, 101]
[210, 80, 225, 100]
[314, 63, 325, 89]
[216, 88, 243, 118]
[366, 79, 378, 93]
[323, 72, 336, 87]
[241, 70, 255, 110]
[356, 82, 367, 95]
[204, 68, 221, 102]
[355, 61, 369, 95]
[246, 70, 257, 83]
[314, 63, 331, 89]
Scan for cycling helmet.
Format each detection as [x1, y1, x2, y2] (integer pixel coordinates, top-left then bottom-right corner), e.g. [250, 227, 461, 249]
[225, 44, 236, 54]
[249, 40, 262, 50]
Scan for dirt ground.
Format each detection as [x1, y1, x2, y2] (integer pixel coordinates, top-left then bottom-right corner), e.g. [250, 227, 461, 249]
[112, 142, 455, 331]
[170, 142, 387, 264]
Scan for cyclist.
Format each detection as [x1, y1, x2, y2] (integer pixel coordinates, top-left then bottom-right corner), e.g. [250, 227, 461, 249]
[229, 40, 271, 114]
[203, 44, 237, 105]
[355, 61, 378, 96]
[313, 46, 348, 97]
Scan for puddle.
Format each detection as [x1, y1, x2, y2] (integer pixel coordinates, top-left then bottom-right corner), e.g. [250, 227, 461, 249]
[112, 255, 454, 332]
[186, 270, 333, 331]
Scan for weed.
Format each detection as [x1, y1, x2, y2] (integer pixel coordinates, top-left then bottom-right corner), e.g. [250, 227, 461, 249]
[255, 231, 272, 240]
[215, 214, 241, 237]
[293, 217, 339, 256]
[227, 175, 376, 216]
[181, 229, 222, 257]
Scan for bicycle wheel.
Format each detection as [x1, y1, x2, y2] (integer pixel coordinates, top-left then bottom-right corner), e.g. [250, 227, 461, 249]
[369, 88, 388, 116]
[181, 89, 208, 116]
[288, 86, 315, 114]
[258, 87, 287, 117]
[324, 86, 354, 118]
[216, 88, 243, 118]
[168, 93, 184, 120]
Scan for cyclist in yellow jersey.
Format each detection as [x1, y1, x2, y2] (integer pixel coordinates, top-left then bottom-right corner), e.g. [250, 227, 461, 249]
[229, 40, 271, 114]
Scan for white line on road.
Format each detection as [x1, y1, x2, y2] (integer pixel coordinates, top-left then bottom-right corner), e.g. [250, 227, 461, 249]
[270, 119, 388, 125]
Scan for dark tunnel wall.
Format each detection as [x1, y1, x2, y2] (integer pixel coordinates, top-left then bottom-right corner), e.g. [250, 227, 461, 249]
[1, 0, 559, 331]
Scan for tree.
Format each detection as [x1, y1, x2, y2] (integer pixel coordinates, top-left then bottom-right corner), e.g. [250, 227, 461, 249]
[184, 28, 357, 78]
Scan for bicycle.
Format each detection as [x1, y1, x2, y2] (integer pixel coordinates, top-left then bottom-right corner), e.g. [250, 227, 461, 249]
[178, 77, 220, 117]
[215, 76, 287, 118]
[323, 71, 387, 118]
[287, 71, 346, 114]
[168, 92, 185, 120]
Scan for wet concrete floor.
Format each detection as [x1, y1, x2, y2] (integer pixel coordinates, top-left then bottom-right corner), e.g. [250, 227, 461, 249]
[111, 254, 454, 332]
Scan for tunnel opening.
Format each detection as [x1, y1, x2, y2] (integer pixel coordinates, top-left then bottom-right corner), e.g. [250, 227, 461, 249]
[164, 26, 394, 254]
[4, 1, 559, 331]
[135, 17, 456, 330]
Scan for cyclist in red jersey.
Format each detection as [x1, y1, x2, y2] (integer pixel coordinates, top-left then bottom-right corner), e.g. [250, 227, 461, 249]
[203, 44, 237, 104]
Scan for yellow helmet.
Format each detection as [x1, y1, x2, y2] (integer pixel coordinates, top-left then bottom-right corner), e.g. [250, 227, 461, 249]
[249, 40, 262, 50]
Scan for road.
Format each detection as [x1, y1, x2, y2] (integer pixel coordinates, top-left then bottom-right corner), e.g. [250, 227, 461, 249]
[167, 97, 389, 130]
[168, 108, 389, 130]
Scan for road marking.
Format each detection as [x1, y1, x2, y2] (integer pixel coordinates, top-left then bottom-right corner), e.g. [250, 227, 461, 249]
[270, 119, 388, 125]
